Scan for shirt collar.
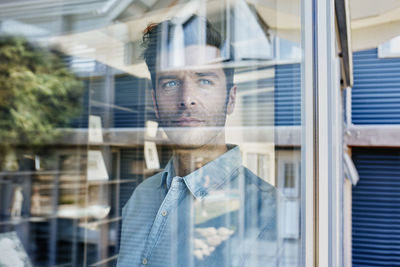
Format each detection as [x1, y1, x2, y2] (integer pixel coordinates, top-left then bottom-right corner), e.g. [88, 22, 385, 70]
[159, 146, 242, 200]
[160, 159, 175, 190]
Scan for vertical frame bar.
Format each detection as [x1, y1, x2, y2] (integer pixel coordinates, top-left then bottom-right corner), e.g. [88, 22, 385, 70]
[302, 0, 341, 266]
[316, 0, 330, 264]
[330, 7, 344, 267]
[330, 53, 343, 267]
[301, 0, 315, 265]
[313, 0, 341, 266]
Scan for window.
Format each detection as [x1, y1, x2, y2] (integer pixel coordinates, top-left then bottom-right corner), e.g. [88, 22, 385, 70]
[275, 36, 302, 62]
[0, 0, 308, 266]
[378, 35, 400, 58]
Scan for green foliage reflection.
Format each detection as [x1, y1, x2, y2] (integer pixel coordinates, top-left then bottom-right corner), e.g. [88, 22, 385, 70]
[0, 36, 84, 169]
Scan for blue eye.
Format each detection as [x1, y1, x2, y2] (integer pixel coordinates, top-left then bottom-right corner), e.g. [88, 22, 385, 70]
[162, 80, 180, 89]
[199, 79, 212, 85]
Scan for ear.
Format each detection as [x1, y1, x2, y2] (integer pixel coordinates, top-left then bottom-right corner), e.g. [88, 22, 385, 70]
[151, 90, 159, 118]
[226, 85, 237, 115]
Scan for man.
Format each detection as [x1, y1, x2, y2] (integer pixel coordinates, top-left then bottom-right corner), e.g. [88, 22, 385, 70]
[117, 15, 280, 267]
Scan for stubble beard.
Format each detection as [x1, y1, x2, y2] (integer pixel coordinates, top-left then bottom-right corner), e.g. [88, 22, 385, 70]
[159, 113, 227, 149]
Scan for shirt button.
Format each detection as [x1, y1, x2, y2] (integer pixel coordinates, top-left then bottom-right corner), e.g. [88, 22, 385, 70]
[161, 210, 168, 216]
[142, 258, 148, 265]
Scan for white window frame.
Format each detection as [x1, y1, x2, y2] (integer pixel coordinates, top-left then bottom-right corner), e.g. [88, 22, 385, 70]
[302, 0, 344, 266]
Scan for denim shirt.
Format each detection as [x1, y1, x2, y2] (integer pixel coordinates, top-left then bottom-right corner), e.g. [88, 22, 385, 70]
[117, 147, 280, 267]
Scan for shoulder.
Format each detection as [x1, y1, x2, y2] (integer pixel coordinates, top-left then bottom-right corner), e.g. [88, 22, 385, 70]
[137, 171, 164, 190]
[239, 166, 278, 198]
[122, 172, 164, 216]
[238, 167, 281, 237]
[130, 171, 164, 198]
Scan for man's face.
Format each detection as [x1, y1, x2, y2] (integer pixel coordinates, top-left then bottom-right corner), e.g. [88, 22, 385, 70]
[152, 45, 236, 147]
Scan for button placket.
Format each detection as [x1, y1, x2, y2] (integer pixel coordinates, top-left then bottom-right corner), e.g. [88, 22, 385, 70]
[141, 176, 184, 266]
[170, 177, 181, 191]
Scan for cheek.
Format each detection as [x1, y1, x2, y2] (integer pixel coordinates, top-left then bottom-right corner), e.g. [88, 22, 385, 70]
[155, 94, 179, 116]
[208, 89, 227, 108]
[203, 97, 227, 119]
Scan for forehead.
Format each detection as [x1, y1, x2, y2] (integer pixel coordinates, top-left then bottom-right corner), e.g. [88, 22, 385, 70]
[156, 44, 224, 72]
[183, 45, 221, 66]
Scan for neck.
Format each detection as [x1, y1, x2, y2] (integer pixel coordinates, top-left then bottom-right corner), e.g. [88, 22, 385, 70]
[172, 143, 228, 177]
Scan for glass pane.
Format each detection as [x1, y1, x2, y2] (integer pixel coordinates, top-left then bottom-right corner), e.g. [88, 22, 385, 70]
[379, 35, 400, 58]
[0, 0, 303, 266]
[284, 163, 296, 188]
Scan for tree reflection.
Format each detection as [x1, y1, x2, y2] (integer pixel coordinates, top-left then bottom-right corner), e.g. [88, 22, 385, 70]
[0, 36, 84, 170]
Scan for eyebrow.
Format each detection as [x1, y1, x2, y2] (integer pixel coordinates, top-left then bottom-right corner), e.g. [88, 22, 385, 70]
[157, 75, 178, 84]
[195, 72, 219, 78]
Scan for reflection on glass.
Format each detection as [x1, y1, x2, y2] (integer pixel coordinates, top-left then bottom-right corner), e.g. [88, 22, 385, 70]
[284, 163, 296, 189]
[117, 11, 282, 267]
[0, 0, 302, 266]
[379, 35, 400, 57]
[0, 36, 84, 170]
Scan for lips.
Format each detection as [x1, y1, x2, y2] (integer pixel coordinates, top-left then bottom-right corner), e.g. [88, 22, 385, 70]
[172, 117, 204, 126]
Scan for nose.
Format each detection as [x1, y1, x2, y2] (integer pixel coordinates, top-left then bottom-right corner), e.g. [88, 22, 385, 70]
[178, 81, 196, 109]
[179, 99, 196, 108]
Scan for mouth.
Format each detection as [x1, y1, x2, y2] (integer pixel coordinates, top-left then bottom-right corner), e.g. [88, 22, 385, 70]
[171, 118, 204, 127]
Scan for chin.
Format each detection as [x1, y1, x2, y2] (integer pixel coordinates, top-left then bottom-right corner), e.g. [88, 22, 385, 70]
[163, 126, 225, 148]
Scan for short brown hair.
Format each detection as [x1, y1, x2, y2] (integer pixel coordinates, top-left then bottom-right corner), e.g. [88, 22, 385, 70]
[142, 15, 234, 92]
